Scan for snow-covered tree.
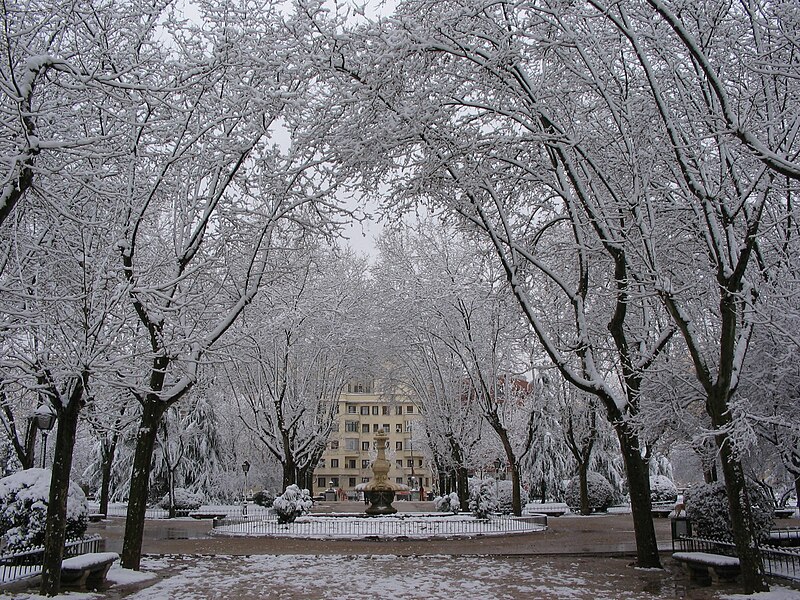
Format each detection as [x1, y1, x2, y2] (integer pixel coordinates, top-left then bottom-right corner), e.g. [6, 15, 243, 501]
[373, 225, 534, 515]
[226, 247, 367, 490]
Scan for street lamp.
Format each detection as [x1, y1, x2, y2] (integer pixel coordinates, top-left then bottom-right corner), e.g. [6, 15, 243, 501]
[241, 460, 250, 517]
[241, 460, 250, 499]
[34, 404, 57, 469]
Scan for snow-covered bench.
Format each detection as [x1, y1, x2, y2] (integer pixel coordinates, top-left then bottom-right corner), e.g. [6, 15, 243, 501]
[61, 552, 118, 589]
[189, 511, 228, 520]
[672, 552, 740, 583]
[651, 502, 674, 518]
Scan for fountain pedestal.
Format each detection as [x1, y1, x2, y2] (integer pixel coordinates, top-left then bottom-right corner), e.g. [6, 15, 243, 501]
[364, 429, 403, 516]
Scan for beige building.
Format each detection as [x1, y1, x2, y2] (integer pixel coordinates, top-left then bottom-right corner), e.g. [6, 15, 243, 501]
[313, 379, 432, 499]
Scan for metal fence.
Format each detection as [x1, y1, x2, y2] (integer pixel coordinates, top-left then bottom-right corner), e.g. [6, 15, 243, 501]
[212, 514, 547, 540]
[672, 535, 800, 582]
[0, 535, 102, 584]
[90, 503, 273, 520]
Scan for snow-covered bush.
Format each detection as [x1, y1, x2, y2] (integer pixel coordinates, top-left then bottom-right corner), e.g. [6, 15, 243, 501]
[273, 484, 312, 524]
[685, 481, 774, 542]
[434, 492, 460, 513]
[649, 475, 678, 503]
[157, 488, 203, 510]
[469, 479, 498, 518]
[0, 468, 88, 551]
[564, 472, 615, 513]
[252, 489, 274, 507]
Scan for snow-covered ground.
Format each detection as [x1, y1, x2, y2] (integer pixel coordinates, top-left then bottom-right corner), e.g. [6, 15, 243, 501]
[6, 554, 800, 600]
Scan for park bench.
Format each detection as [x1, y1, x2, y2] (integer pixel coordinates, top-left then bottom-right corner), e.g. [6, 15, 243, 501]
[672, 551, 740, 584]
[650, 502, 674, 518]
[60, 551, 118, 589]
[774, 507, 795, 519]
[88, 513, 106, 522]
[189, 511, 228, 520]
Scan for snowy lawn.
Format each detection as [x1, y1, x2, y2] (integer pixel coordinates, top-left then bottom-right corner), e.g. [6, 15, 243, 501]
[5, 554, 800, 600]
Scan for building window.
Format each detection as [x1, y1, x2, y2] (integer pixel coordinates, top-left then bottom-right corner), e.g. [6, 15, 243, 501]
[362, 441, 370, 451]
[317, 478, 327, 489]
[405, 421, 413, 432]
[418, 459, 423, 467]
[395, 441, 402, 451]
[395, 424, 402, 433]
[372, 424, 379, 432]
[347, 459, 356, 469]
[331, 459, 339, 468]
[406, 405, 414, 413]
[318, 459, 326, 468]
[362, 477, 371, 483]
[407, 459, 413, 467]
[347, 405, 357, 414]
[360, 406, 369, 415]
[345, 421, 359, 432]
[345, 438, 359, 450]
[382, 406, 389, 415]
[395, 460, 402, 469]
[330, 477, 339, 487]
[395, 477, 403, 484]
[383, 424, 390, 432]
[371, 406, 379, 415]
[330, 440, 339, 450]
[395, 406, 403, 415]
[362, 459, 370, 469]
[349, 477, 357, 487]
[362, 424, 370, 433]
[331, 423, 339, 432]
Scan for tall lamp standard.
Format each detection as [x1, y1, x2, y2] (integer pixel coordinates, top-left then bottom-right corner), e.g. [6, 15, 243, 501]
[241, 460, 250, 516]
[34, 404, 57, 469]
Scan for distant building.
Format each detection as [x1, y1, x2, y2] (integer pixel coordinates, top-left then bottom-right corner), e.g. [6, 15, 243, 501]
[313, 378, 432, 499]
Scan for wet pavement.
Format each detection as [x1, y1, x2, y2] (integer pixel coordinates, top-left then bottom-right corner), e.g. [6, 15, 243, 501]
[86, 502, 676, 557]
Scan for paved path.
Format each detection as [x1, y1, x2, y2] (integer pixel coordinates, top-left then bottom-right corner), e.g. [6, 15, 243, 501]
[87, 503, 675, 557]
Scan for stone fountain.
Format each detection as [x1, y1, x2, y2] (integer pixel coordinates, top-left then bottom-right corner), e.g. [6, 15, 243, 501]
[364, 429, 404, 516]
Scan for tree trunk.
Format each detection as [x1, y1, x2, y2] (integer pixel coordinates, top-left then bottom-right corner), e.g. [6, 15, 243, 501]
[121, 400, 167, 570]
[457, 466, 469, 511]
[615, 422, 661, 569]
[40, 392, 83, 597]
[509, 464, 522, 516]
[98, 437, 116, 516]
[709, 389, 768, 593]
[578, 463, 590, 516]
[282, 457, 296, 490]
[22, 418, 37, 469]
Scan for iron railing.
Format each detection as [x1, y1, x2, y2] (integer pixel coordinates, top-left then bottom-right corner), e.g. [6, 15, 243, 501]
[212, 513, 547, 540]
[0, 535, 102, 584]
[89, 503, 273, 520]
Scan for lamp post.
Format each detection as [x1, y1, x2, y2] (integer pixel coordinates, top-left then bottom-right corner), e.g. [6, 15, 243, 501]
[241, 460, 250, 517]
[34, 404, 57, 469]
